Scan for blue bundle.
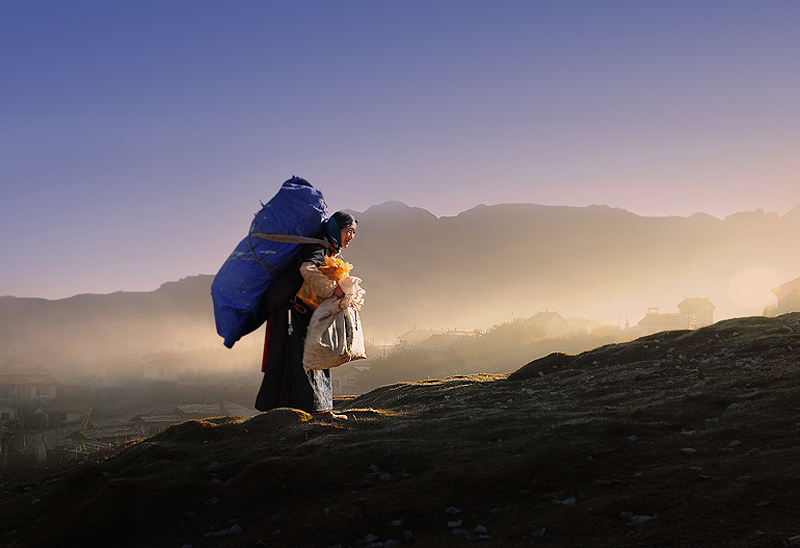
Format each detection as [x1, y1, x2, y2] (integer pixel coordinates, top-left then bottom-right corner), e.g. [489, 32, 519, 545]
[211, 177, 328, 348]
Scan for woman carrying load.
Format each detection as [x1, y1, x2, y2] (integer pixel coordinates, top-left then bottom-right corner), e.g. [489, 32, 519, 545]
[254, 211, 357, 418]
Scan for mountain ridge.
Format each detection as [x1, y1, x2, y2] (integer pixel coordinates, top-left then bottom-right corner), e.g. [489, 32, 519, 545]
[2, 201, 800, 357]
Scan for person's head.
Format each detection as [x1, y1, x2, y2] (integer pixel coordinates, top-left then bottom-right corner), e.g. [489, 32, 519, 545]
[326, 211, 358, 249]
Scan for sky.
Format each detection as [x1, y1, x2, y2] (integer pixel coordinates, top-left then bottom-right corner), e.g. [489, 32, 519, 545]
[2, 1, 799, 299]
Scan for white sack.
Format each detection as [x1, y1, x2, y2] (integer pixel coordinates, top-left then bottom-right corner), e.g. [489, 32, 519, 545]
[303, 276, 367, 371]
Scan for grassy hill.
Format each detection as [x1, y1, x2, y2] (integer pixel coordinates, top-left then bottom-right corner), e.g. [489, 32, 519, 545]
[3, 313, 800, 547]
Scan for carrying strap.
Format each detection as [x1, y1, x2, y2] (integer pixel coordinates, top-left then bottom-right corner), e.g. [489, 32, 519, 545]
[247, 232, 334, 275]
[251, 233, 334, 249]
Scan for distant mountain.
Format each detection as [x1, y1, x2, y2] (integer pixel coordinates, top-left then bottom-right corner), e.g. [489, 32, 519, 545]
[0, 276, 217, 359]
[2, 202, 800, 357]
[345, 201, 800, 337]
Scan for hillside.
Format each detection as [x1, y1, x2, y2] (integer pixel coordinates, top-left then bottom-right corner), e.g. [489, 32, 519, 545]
[3, 313, 800, 547]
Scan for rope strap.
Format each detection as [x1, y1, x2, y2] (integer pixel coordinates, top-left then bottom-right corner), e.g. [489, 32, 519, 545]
[251, 233, 333, 250]
[246, 232, 333, 274]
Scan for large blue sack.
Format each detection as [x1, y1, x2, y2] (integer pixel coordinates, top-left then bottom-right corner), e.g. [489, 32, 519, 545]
[211, 177, 328, 348]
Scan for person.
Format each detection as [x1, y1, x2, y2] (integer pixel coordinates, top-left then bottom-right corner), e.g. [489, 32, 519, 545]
[254, 210, 357, 418]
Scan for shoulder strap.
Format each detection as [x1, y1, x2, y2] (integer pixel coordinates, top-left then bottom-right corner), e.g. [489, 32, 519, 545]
[250, 233, 334, 250]
[246, 232, 334, 275]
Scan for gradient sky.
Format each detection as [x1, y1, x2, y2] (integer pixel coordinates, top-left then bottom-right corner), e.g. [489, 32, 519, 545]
[2, 1, 799, 299]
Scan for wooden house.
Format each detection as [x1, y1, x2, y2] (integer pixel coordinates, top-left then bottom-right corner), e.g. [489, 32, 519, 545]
[771, 277, 800, 315]
[637, 307, 681, 336]
[529, 310, 570, 338]
[677, 297, 715, 329]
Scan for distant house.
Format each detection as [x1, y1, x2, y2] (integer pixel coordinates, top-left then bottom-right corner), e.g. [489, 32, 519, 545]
[332, 363, 371, 396]
[68, 426, 143, 445]
[529, 310, 570, 338]
[0, 404, 17, 423]
[0, 371, 58, 407]
[128, 405, 234, 438]
[128, 413, 186, 436]
[398, 329, 445, 348]
[565, 316, 602, 335]
[175, 403, 224, 418]
[677, 297, 715, 329]
[143, 363, 179, 382]
[637, 307, 681, 336]
[398, 328, 474, 349]
[770, 277, 800, 315]
[142, 358, 201, 383]
[417, 332, 464, 352]
[40, 402, 89, 426]
[637, 297, 716, 336]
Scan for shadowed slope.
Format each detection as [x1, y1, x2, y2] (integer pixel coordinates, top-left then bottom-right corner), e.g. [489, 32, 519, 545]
[3, 314, 800, 547]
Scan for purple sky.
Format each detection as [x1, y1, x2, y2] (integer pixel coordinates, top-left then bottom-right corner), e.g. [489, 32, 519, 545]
[2, 1, 799, 299]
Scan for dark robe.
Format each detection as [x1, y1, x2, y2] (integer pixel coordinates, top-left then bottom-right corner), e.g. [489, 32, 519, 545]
[254, 238, 334, 412]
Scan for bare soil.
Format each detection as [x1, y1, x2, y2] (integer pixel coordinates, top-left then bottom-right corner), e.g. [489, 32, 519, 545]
[3, 313, 800, 548]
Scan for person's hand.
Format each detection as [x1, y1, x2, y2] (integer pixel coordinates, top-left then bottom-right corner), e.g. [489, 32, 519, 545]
[334, 284, 345, 298]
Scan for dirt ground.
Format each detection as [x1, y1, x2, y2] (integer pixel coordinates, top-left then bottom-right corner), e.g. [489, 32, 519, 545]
[2, 313, 800, 548]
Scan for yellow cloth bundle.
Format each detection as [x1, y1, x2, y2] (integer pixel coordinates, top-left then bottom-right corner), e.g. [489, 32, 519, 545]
[296, 256, 354, 312]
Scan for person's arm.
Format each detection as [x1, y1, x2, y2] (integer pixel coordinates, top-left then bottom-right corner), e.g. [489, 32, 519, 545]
[300, 262, 344, 298]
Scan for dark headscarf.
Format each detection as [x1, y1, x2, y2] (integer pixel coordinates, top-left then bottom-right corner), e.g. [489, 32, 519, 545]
[325, 211, 357, 249]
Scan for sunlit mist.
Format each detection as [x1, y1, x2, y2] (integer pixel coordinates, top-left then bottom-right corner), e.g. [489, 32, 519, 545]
[728, 266, 784, 310]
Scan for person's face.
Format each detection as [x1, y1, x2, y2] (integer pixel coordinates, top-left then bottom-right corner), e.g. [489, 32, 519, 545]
[340, 223, 356, 248]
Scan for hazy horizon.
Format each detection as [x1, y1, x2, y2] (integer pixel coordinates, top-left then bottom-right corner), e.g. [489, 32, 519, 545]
[4, 198, 799, 358]
[2, 198, 798, 302]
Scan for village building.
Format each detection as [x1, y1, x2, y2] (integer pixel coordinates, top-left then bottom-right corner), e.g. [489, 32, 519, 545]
[677, 297, 716, 329]
[529, 310, 570, 338]
[128, 413, 187, 437]
[69, 425, 142, 443]
[0, 404, 16, 423]
[416, 332, 465, 352]
[69, 425, 143, 458]
[0, 369, 58, 412]
[398, 328, 445, 348]
[38, 402, 90, 427]
[125, 404, 227, 437]
[770, 276, 800, 315]
[637, 307, 681, 336]
[143, 361, 189, 383]
[332, 363, 371, 396]
[398, 328, 475, 349]
[175, 403, 224, 417]
[637, 297, 716, 336]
